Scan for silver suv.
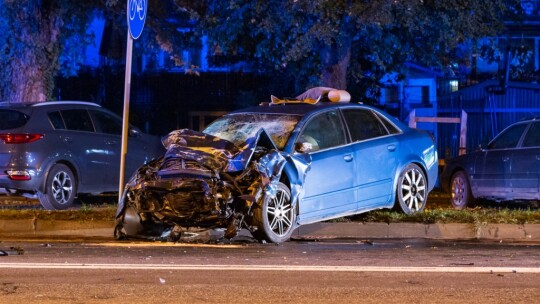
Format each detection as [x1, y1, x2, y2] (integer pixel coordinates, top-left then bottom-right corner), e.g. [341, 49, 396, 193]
[0, 101, 163, 210]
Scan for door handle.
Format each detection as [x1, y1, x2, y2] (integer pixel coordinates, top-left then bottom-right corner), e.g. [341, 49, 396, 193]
[344, 154, 353, 162]
[387, 144, 396, 152]
[63, 137, 72, 144]
[105, 140, 117, 145]
[502, 156, 510, 162]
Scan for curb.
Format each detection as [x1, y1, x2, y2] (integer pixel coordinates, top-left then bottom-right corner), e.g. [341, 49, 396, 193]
[0, 219, 115, 239]
[294, 222, 540, 242]
[1, 219, 539, 242]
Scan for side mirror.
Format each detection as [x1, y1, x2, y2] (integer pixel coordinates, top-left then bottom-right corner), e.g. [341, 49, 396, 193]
[295, 135, 320, 153]
[294, 141, 319, 153]
[478, 143, 488, 151]
[295, 141, 315, 153]
[129, 128, 141, 138]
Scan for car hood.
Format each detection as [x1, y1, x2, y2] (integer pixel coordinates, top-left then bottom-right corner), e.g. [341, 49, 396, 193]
[161, 128, 278, 173]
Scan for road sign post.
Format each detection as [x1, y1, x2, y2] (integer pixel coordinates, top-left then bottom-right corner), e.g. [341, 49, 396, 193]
[119, 0, 147, 203]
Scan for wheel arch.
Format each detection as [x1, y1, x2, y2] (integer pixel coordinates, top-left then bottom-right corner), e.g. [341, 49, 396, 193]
[391, 160, 429, 205]
[449, 166, 468, 184]
[39, 160, 80, 195]
[280, 158, 305, 217]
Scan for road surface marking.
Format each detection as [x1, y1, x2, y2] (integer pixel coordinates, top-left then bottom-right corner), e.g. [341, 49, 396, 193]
[0, 263, 539, 273]
[95, 242, 245, 248]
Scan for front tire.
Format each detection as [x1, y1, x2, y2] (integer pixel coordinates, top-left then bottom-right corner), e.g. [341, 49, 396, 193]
[253, 182, 296, 243]
[450, 171, 473, 209]
[38, 164, 77, 210]
[395, 164, 427, 214]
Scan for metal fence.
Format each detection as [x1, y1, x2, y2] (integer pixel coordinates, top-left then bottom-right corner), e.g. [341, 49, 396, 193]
[437, 80, 540, 159]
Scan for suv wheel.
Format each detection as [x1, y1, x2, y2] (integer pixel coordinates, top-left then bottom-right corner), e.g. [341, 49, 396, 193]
[38, 164, 77, 210]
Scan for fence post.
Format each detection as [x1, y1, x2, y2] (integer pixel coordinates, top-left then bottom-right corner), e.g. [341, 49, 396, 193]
[407, 109, 467, 158]
[459, 110, 467, 156]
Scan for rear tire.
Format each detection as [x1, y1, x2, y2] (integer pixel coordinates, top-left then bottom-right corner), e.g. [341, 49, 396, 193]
[450, 171, 473, 209]
[252, 182, 295, 243]
[395, 164, 427, 214]
[38, 164, 76, 210]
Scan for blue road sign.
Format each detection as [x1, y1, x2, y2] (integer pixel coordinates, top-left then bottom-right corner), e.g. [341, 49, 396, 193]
[127, 0, 147, 39]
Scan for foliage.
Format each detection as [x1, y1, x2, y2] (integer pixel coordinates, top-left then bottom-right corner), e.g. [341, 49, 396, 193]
[0, 0, 200, 102]
[0, 205, 117, 221]
[351, 207, 540, 225]
[0, 1, 100, 101]
[0, 0, 526, 102]
[1, 203, 538, 225]
[195, 0, 522, 96]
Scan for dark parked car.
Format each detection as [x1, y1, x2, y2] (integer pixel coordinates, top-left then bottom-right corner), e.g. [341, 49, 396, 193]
[0, 101, 163, 210]
[114, 88, 438, 243]
[441, 118, 540, 209]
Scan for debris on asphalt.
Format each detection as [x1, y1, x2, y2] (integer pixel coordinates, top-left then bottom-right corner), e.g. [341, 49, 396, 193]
[0, 246, 24, 256]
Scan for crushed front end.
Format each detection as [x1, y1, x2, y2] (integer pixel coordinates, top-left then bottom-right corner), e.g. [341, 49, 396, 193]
[114, 129, 299, 242]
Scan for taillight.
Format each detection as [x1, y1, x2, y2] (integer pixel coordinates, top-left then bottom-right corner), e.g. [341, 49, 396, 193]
[6, 170, 31, 181]
[0, 133, 43, 144]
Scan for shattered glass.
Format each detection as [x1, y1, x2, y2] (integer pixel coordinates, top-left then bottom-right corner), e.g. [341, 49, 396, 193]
[203, 113, 300, 150]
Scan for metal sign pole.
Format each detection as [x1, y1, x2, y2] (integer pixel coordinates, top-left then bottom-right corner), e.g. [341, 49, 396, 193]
[118, 34, 134, 203]
[119, 0, 146, 204]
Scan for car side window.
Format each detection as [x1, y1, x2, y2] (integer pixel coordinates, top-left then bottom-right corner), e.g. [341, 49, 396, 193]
[61, 109, 95, 132]
[523, 122, 540, 147]
[488, 123, 527, 149]
[91, 111, 122, 135]
[47, 111, 65, 130]
[342, 109, 388, 142]
[297, 110, 346, 151]
[375, 113, 400, 134]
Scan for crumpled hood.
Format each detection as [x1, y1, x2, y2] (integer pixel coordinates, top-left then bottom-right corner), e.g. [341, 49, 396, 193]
[161, 129, 277, 173]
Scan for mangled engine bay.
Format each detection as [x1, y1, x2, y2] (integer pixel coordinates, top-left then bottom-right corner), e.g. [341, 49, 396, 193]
[115, 128, 307, 243]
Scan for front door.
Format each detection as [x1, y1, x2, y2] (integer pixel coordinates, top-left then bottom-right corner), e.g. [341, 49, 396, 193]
[472, 122, 527, 199]
[296, 110, 355, 224]
[509, 122, 540, 199]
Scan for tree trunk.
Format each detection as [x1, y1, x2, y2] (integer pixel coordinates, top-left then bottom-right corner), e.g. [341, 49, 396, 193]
[320, 45, 351, 90]
[320, 13, 353, 90]
[3, 1, 62, 103]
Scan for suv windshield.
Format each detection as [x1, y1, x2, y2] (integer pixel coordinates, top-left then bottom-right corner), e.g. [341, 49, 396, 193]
[0, 110, 29, 130]
[203, 113, 301, 150]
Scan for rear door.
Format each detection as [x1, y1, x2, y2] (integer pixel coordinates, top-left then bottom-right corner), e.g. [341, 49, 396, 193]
[341, 108, 398, 207]
[54, 109, 114, 191]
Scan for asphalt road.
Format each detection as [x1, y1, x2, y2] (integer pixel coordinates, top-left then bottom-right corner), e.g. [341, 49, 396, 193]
[1, 238, 539, 303]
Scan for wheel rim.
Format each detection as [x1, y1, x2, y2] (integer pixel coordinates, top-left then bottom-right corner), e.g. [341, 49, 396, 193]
[266, 188, 293, 237]
[400, 167, 426, 212]
[451, 175, 466, 207]
[51, 171, 73, 205]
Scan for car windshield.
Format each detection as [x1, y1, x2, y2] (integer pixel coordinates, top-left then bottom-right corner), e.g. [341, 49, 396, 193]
[203, 113, 301, 150]
[0, 109, 29, 130]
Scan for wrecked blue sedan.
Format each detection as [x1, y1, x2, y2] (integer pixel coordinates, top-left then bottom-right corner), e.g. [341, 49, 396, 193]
[114, 88, 438, 243]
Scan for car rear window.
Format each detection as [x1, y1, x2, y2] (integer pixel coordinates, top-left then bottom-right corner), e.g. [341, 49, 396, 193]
[0, 109, 29, 130]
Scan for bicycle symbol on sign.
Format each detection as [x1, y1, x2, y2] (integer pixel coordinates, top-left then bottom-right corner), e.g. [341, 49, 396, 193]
[129, 0, 146, 21]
